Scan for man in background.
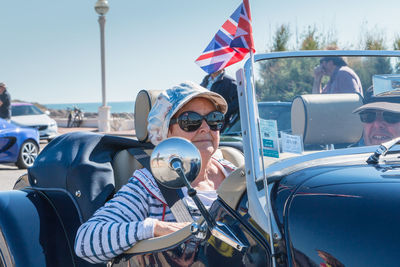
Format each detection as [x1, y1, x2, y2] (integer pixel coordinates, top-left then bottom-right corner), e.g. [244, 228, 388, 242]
[313, 57, 363, 96]
[0, 83, 11, 121]
[353, 96, 400, 146]
[201, 69, 238, 129]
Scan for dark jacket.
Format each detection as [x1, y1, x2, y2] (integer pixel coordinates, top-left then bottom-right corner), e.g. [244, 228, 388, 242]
[0, 89, 11, 120]
[201, 73, 239, 126]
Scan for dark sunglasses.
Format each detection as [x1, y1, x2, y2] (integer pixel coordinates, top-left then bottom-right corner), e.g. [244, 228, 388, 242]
[359, 110, 400, 124]
[170, 111, 225, 132]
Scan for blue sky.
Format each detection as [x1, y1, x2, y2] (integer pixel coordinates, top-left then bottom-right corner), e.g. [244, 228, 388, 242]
[1, 0, 399, 104]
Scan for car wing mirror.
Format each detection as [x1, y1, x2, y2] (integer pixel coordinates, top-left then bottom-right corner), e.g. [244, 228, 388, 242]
[150, 137, 247, 251]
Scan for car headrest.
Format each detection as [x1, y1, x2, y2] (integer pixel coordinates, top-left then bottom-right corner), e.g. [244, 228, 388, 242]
[134, 89, 163, 142]
[291, 93, 364, 145]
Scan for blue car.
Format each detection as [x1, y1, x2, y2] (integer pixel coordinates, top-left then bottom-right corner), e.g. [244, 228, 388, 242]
[0, 118, 40, 169]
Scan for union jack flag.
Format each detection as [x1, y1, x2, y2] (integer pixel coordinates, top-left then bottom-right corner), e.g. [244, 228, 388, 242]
[195, 0, 255, 74]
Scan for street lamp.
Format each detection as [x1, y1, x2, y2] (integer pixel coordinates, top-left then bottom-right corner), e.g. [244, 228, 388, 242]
[95, 0, 110, 132]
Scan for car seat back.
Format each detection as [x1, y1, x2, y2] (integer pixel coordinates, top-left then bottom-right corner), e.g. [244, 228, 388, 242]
[291, 93, 363, 146]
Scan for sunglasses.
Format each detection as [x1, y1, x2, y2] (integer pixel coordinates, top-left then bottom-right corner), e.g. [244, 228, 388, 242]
[359, 110, 400, 124]
[170, 111, 225, 132]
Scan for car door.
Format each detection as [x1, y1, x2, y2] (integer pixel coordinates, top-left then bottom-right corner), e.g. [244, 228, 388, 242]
[0, 119, 17, 158]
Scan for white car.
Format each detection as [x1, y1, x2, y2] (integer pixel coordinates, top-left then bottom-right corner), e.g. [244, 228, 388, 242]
[11, 102, 58, 142]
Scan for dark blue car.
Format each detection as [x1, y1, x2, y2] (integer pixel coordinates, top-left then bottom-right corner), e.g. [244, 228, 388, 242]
[0, 118, 40, 169]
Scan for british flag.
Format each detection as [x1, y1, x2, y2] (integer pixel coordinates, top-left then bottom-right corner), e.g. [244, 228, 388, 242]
[195, 0, 255, 74]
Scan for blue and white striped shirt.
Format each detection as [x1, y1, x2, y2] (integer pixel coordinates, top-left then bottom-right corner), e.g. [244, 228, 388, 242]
[74, 157, 236, 264]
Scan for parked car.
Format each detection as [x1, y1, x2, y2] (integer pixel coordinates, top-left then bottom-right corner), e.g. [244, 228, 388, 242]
[1, 51, 400, 267]
[11, 102, 58, 142]
[221, 101, 291, 142]
[0, 118, 39, 169]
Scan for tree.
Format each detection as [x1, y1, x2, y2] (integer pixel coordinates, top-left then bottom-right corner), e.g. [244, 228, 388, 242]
[271, 24, 290, 52]
[300, 26, 320, 50]
[393, 35, 400, 73]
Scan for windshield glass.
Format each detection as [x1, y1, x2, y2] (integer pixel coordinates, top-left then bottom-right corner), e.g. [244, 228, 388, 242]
[253, 55, 400, 156]
[12, 104, 44, 116]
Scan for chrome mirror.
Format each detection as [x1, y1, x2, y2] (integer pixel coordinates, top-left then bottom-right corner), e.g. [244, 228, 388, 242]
[150, 137, 201, 189]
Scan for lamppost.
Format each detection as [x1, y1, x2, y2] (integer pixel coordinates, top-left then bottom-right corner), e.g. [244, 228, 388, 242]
[95, 0, 110, 132]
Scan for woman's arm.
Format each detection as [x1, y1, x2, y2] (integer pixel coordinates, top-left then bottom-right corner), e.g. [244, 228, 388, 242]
[74, 177, 157, 264]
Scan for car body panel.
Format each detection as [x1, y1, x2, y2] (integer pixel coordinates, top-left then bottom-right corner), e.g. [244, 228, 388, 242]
[278, 165, 400, 266]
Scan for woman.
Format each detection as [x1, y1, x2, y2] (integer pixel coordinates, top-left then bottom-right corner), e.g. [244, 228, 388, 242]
[74, 81, 237, 264]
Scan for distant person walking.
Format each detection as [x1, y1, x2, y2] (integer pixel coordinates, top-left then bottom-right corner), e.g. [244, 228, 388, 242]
[0, 83, 11, 121]
[201, 69, 239, 129]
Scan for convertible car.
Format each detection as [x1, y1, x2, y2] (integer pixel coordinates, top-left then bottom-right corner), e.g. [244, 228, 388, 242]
[1, 50, 400, 267]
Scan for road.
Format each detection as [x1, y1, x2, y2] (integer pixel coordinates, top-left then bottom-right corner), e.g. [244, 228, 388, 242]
[0, 141, 48, 191]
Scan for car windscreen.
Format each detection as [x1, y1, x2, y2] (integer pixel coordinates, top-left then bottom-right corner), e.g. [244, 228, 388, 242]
[254, 55, 400, 153]
[12, 105, 44, 116]
[223, 103, 291, 135]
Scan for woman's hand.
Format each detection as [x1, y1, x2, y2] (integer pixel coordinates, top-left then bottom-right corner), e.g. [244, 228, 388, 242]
[153, 221, 191, 237]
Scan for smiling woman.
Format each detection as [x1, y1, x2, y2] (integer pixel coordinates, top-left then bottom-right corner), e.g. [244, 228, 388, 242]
[74, 81, 238, 264]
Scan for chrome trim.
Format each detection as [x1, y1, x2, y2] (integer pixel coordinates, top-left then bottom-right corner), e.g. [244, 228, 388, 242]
[251, 50, 400, 62]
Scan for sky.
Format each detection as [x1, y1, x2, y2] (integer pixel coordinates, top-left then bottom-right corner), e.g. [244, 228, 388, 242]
[1, 0, 400, 105]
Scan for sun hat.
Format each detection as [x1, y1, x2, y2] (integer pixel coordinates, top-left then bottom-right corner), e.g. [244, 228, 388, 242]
[147, 81, 228, 145]
[353, 96, 400, 114]
[0, 83, 6, 88]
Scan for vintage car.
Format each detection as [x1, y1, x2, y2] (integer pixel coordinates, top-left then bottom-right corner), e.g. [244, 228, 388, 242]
[1, 50, 400, 267]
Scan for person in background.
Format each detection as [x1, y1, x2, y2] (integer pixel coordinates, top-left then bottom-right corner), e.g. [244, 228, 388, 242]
[74, 81, 237, 264]
[0, 83, 11, 121]
[201, 69, 239, 129]
[313, 57, 363, 96]
[353, 96, 400, 146]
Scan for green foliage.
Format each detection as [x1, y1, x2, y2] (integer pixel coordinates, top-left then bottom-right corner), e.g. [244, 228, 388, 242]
[256, 58, 319, 101]
[272, 24, 290, 52]
[300, 26, 320, 50]
[393, 36, 400, 73]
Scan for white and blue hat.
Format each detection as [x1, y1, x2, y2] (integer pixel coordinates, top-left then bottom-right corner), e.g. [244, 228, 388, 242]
[147, 81, 227, 145]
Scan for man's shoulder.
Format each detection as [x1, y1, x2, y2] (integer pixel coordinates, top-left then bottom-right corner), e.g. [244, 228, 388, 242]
[337, 66, 358, 77]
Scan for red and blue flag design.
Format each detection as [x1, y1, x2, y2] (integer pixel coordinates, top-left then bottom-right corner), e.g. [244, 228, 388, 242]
[195, 0, 255, 74]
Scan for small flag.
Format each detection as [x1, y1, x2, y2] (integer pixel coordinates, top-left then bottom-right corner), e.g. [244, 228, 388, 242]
[195, 0, 255, 74]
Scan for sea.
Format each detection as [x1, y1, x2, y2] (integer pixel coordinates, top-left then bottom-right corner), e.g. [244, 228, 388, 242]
[44, 101, 135, 113]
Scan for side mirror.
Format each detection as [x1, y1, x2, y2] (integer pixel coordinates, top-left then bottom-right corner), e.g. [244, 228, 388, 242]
[45, 110, 50, 116]
[150, 137, 247, 251]
[150, 137, 201, 189]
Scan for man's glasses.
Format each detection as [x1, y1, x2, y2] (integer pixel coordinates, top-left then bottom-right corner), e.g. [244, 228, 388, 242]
[359, 110, 400, 124]
[170, 111, 225, 132]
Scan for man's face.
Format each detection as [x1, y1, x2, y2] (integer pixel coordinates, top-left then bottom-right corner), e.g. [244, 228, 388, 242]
[320, 60, 335, 76]
[361, 109, 400, 145]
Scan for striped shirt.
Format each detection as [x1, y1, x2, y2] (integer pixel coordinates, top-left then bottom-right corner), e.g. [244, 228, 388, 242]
[74, 157, 236, 264]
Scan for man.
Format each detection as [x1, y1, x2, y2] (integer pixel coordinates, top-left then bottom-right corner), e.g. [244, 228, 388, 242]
[0, 83, 11, 121]
[353, 96, 400, 146]
[201, 69, 238, 129]
[313, 57, 363, 96]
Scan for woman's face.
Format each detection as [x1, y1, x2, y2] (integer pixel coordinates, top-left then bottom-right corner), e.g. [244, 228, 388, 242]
[168, 97, 220, 158]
